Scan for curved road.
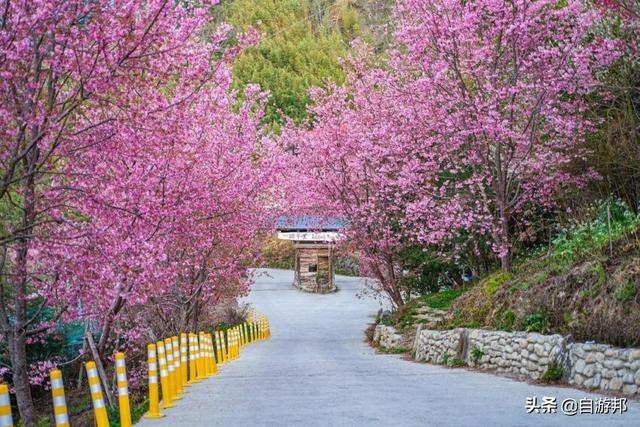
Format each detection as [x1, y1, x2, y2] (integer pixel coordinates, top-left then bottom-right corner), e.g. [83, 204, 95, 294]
[138, 269, 639, 426]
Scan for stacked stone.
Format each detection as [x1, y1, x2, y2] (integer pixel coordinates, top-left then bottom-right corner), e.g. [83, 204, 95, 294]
[569, 343, 640, 396]
[373, 325, 403, 350]
[468, 330, 564, 381]
[412, 306, 448, 329]
[414, 329, 462, 363]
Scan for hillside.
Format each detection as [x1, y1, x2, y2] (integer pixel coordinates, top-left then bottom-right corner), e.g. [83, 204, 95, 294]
[216, 0, 393, 128]
[439, 203, 640, 347]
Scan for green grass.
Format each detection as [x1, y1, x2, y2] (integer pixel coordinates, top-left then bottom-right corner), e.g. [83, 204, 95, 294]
[541, 362, 563, 382]
[107, 398, 149, 427]
[614, 280, 637, 301]
[470, 346, 484, 364]
[450, 358, 465, 367]
[482, 271, 513, 296]
[386, 347, 408, 354]
[420, 288, 468, 310]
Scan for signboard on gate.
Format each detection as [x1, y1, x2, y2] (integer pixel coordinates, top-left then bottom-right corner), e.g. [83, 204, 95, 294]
[277, 231, 343, 242]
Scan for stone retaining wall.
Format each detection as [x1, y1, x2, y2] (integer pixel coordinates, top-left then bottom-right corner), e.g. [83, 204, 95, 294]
[414, 328, 463, 363]
[373, 325, 403, 350]
[412, 327, 640, 397]
[467, 329, 564, 380]
[569, 343, 640, 396]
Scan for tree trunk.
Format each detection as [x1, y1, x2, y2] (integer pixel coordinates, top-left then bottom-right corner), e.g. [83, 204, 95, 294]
[8, 152, 39, 427]
[499, 210, 511, 272]
[9, 330, 37, 427]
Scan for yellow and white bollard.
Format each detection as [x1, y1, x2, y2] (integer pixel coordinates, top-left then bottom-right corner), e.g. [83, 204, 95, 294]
[143, 344, 164, 419]
[188, 333, 199, 383]
[234, 328, 239, 358]
[222, 329, 232, 362]
[180, 333, 189, 387]
[115, 353, 132, 427]
[235, 328, 240, 358]
[156, 341, 175, 409]
[232, 328, 238, 359]
[228, 328, 235, 359]
[0, 383, 14, 427]
[164, 338, 180, 400]
[197, 332, 208, 377]
[205, 333, 214, 375]
[172, 336, 184, 395]
[201, 333, 211, 376]
[214, 330, 223, 364]
[207, 333, 218, 375]
[222, 330, 228, 364]
[50, 369, 69, 427]
[86, 361, 109, 427]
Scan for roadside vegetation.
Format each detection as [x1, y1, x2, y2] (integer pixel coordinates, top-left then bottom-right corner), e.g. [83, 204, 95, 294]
[445, 201, 640, 347]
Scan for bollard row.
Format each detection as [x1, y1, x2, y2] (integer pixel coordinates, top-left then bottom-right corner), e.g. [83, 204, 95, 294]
[0, 316, 271, 426]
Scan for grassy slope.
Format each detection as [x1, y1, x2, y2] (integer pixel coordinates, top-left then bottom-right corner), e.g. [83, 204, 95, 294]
[444, 215, 640, 347]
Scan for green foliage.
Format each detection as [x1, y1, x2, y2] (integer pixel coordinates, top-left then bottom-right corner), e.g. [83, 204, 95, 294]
[482, 271, 512, 296]
[551, 199, 640, 264]
[334, 255, 360, 276]
[441, 352, 464, 367]
[398, 246, 460, 295]
[525, 311, 546, 333]
[387, 347, 408, 354]
[511, 271, 547, 292]
[131, 399, 150, 424]
[441, 352, 450, 365]
[580, 262, 606, 298]
[541, 362, 563, 382]
[261, 236, 295, 269]
[420, 288, 467, 310]
[108, 406, 119, 427]
[378, 316, 393, 327]
[69, 394, 91, 415]
[217, 0, 360, 127]
[107, 397, 149, 426]
[450, 358, 465, 367]
[498, 310, 516, 331]
[614, 280, 637, 302]
[470, 346, 484, 364]
[17, 416, 51, 427]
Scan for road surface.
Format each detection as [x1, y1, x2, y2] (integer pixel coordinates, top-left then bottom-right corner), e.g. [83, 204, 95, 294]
[137, 269, 639, 426]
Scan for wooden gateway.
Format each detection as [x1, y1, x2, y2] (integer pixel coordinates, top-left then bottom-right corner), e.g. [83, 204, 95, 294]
[276, 217, 344, 293]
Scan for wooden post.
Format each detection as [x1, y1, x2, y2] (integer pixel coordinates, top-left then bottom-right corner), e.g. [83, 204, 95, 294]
[85, 332, 116, 408]
[328, 244, 333, 290]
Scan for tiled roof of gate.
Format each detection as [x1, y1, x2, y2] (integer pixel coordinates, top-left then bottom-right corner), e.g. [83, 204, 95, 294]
[274, 215, 346, 231]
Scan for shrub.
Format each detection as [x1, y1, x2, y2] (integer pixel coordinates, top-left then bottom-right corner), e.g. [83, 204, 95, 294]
[614, 280, 637, 302]
[470, 346, 485, 364]
[498, 310, 516, 331]
[541, 362, 563, 382]
[482, 272, 513, 296]
[450, 358, 465, 367]
[525, 311, 546, 332]
[421, 288, 467, 310]
[441, 352, 450, 365]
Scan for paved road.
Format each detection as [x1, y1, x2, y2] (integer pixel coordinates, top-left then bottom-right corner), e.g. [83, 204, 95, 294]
[138, 269, 640, 426]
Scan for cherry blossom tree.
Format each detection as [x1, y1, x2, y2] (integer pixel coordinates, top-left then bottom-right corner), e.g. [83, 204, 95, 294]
[393, 0, 620, 271]
[0, 0, 275, 422]
[37, 77, 281, 353]
[284, 0, 620, 308]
